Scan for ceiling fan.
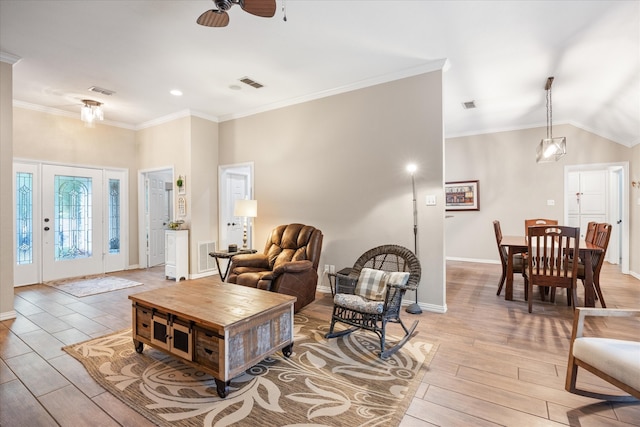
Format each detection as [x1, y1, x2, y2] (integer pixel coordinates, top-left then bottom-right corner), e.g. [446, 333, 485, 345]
[197, 0, 276, 27]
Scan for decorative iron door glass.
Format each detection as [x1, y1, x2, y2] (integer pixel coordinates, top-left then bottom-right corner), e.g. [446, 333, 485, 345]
[445, 180, 480, 211]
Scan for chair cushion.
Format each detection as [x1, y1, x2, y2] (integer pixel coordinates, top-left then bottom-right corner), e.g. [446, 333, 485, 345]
[355, 268, 388, 301]
[333, 293, 384, 314]
[573, 337, 640, 392]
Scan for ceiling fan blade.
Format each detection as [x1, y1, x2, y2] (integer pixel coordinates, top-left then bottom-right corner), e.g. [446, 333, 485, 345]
[240, 0, 276, 18]
[197, 10, 230, 27]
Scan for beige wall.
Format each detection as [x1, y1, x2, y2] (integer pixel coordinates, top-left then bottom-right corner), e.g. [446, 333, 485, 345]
[445, 124, 638, 277]
[0, 61, 14, 318]
[219, 72, 447, 310]
[187, 116, 219, 274]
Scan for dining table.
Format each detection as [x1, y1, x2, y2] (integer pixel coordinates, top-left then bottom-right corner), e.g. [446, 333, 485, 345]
[500, 235, 603, 307]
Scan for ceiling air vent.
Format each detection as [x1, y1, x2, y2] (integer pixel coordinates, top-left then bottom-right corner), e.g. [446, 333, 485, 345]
[239, 77, 264, 89]
[462, 100, 476, 109]
[88, 86, 116, 96]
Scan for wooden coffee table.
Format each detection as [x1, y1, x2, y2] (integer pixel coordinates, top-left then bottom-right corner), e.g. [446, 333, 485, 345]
[129, 281, 296, 397]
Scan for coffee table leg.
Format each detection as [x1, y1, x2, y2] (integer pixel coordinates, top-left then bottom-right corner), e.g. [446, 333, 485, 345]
[282, 342, 294, 358]
[215, 379, 230, 398]
[133, 339, 144, 354]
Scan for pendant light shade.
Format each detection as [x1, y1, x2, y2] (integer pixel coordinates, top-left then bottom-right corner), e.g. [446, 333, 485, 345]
[536, 77, 566, 163]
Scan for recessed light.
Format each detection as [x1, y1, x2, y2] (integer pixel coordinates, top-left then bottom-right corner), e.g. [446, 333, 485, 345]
[170, 89, 183, 96]
[229, 85, 241, 91]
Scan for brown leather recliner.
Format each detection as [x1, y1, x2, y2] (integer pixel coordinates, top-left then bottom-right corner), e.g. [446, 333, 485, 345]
[227, 223, 323, 312]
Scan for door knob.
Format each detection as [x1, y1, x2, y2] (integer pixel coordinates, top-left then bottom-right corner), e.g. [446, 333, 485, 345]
[44, 227, 50, 231]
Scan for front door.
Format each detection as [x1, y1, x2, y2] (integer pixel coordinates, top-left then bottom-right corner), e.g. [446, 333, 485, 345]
[42, 165, 104, 281]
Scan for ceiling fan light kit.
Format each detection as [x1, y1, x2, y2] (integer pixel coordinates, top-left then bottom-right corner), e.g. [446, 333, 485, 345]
[536, 76, 566, 163]
[197, 0, 276, 27]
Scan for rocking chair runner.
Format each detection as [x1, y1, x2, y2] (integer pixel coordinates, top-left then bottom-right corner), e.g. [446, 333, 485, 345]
[325, 245, 421, 359]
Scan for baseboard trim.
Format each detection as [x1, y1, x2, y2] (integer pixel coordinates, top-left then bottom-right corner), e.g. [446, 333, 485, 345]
[0, 310, 17, 321]
[190, 271, 216, 280]
[447, 256, 499, 265]
[630, 270, 640, 281]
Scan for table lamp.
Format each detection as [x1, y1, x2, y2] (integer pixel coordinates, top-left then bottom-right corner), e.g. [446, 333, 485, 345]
[234, 199, 257, 249]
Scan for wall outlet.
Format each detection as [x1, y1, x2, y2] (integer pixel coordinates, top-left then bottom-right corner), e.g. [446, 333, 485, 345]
[425, 195, 437, 206]
[329, 265, 335, 274]
[324, 264, 329, 273]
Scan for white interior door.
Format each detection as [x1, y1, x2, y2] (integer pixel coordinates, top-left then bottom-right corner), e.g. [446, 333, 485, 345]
[565, 163, 629, 273]
[567, 170, 607, 239]
[148, 172, 169, 267]
[219, 164, 253, 250]
[42, 165, 104, 281]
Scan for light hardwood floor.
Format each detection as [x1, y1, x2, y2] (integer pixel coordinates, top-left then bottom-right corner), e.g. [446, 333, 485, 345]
[1, 261, 639, 426]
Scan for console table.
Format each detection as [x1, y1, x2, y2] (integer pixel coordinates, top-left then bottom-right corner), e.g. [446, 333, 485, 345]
[129, 281, 295, 397]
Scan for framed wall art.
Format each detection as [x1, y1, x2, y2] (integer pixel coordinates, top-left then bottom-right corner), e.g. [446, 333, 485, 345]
[445, 180, 479, 211]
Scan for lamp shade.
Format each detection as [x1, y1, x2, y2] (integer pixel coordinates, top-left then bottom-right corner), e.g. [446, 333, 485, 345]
[234, 199, 257, 217]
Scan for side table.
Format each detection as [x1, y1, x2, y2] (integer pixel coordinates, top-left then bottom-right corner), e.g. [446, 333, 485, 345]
[328, 267, 352, 296]
[209, 248, 257, 282]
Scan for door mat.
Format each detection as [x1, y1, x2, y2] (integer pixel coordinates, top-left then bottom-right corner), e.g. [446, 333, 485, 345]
[45, 275, 143, 297]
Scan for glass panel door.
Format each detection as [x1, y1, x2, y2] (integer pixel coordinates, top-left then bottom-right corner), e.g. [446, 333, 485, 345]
[42, 165, 103, 281]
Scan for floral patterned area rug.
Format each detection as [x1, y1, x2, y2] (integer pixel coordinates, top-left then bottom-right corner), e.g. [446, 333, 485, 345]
[63, 314, 437, 427]
[45, 275, 143, 297]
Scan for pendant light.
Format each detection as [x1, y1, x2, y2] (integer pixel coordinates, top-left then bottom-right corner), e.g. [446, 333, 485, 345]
[80, 99, 104, 127]
[536, 77, 566, 163]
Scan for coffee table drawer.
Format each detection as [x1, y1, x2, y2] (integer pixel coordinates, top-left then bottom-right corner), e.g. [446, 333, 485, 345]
[135, 305, 152, 340]
[194, 327, 223, 373]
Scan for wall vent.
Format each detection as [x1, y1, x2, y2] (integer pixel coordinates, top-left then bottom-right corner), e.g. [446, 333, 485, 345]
[198, 241, 217, 273]
[239, 77, 264, 89]
[462, 100, 476, 109]
[88, 86, 116, 96]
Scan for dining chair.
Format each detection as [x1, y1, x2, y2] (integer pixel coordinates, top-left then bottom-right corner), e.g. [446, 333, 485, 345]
[523, 218, 558, 300]
[493, 220, 527, 299]
[524, 218, 558, 234]
[524, 225, 580, 313]
[577, 223, 612, 308]
[584, 221, 598, 243]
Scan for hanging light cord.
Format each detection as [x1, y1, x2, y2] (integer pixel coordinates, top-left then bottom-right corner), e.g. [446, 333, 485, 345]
[546, 86, 553, 139]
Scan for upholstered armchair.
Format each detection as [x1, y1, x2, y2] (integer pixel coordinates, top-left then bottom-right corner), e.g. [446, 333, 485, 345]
[227, 223, 323, 312]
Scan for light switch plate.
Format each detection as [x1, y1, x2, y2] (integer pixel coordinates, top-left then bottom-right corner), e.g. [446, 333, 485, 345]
[547, 199, 555, 206]
[425, 195, 436, 206]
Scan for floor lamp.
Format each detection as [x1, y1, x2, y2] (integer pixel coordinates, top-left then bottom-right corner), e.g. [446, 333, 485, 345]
[405, 164, 422, 314]
[234, 199, 257, 249]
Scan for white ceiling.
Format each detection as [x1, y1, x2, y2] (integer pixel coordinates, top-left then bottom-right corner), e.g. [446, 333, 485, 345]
[1, 1, 638, 146]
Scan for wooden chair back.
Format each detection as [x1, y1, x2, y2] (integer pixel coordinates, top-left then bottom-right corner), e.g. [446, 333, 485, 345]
[524, 218, 558, 234]
[493, 220, 507, 265]
[588, 223, 612, 298]
[584, 221, 598, 243]
[526, 225, 580, 313]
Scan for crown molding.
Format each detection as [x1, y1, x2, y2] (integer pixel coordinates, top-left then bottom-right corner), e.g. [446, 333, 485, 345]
[0, 52, 21, 65]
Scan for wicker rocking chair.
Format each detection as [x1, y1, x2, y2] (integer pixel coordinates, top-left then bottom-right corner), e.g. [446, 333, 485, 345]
[325, 245, 422, 359]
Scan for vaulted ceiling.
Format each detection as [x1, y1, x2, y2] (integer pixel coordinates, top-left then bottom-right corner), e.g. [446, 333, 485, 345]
[1, 1, 638, 146]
